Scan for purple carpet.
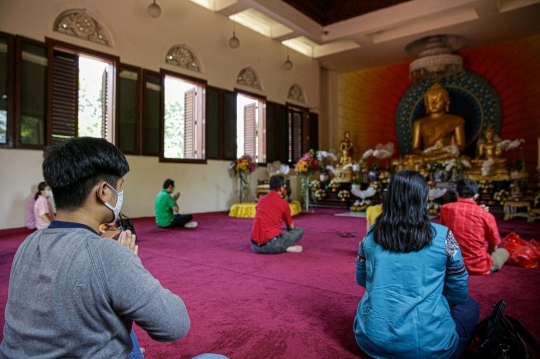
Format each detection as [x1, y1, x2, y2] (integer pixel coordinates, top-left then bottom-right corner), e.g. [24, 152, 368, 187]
[0, 209, 539, 358]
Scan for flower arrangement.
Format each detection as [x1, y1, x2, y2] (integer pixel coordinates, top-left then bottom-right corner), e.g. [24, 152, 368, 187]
[427, 161, 444, 173]
[295, 149, 321, 175]
[428, 202, 441, 216]
[310, 180, 321, 190]
[369, 181, 381, 192]
[418, 168, 429, 179]
[493, 190, 510, 204]
[229, 155, 256, 203]
[328, 178, 341, 192]
[314, 188, 326, 200]
[379, 170, 391, 184]
[478, 180, 494, 194]
[337, 190, 350, 201]
[350, 200, 370, 212]
[231, 155, 256, 174]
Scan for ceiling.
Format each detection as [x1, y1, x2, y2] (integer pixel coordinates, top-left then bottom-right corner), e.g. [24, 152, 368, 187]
[282, 0, 411, 26]
[209, 0, 540, 73]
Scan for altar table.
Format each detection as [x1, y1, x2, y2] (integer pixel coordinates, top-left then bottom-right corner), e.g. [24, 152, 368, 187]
[229, 201, 302, 218]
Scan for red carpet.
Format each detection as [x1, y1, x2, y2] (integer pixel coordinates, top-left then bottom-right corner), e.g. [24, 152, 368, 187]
[0, 210, 539, 358]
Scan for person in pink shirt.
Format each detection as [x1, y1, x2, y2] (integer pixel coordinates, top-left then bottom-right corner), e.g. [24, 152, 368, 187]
[33, 182, 55, 230]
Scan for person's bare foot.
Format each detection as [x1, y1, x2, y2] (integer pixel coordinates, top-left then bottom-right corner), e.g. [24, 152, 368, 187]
[286, 245, 303, 253]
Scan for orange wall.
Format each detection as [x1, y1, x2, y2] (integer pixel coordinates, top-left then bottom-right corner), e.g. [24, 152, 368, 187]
[338, 35, 540, 178]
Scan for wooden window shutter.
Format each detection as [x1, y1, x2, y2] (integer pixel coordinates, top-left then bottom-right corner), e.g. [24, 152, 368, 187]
[244, 102, 256, 157]
[101, 67, 108, 139]
[184, 88, 195, 158]
[288, 109, 302, 162]
[50, 50, 78, 142]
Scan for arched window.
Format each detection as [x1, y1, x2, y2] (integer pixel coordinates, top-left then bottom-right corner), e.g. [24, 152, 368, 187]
[165, 45, 200, 72]
[53, 10, 111, 47]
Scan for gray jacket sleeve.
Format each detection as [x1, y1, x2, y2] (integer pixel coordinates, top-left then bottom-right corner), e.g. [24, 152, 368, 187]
[91, 239, 190, 342]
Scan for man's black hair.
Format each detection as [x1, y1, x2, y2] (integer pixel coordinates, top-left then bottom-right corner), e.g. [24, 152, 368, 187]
[42, 137, 129, 211]
[163, 179, 175, 189]
[457, 178, 479, 199]
[269, 175, 285, 190]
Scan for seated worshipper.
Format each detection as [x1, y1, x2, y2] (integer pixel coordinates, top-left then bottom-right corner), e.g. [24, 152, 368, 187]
[440, 178, 509, 275]
[0, 137, 226, 359]
[365, 204, 382, 229]
[155, 179, 198, 229]
[250, 175, 304, 254]
[354, 170, 479, 359]
[33, 181, 55, 230]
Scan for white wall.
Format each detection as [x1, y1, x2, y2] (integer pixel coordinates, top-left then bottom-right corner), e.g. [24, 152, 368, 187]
[0, 0, 316, 229]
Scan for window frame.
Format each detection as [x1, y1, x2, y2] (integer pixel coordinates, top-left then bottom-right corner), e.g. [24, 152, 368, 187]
[286, 103, 309, 164]
[159, 69, 207, 164]
[45, 38, 119, 144]
[116, 63, 142, 155]
[0, 31, 14, 148]
[14, 36, 48, 149]
[235, 89, 266, 165]
[141, 69, 161, 157]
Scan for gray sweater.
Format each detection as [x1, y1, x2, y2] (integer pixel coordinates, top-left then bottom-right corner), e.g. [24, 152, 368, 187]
[0, 224, 190, 358]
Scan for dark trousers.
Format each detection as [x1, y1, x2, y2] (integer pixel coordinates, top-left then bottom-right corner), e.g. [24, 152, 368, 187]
[251, 228, 304, 254]
[449, 297, 480, 359]
[166, 214, 193, 228]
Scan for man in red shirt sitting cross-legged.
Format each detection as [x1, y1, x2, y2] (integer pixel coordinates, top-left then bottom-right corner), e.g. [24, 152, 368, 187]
[250, 175, 304, 254]
[440, 178, 509, 275]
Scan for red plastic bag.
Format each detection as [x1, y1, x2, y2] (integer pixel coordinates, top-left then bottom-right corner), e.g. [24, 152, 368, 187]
[501, 233, 539, 269]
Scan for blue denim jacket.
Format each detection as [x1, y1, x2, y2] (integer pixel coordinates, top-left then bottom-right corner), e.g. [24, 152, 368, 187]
[354, 223, 468, 359]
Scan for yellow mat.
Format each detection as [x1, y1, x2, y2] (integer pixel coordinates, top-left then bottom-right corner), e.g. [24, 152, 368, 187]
[229, 201, 302, 218]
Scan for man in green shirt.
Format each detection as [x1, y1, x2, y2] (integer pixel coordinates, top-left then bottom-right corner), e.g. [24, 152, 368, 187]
[155, 179, 197, 228]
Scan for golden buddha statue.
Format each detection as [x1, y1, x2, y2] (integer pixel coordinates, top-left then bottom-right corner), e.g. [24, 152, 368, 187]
[404, 83, 466, 164]
[469, 125, 510, 181]
[338, 131, 353, 168]
[335, 131, 354, 182]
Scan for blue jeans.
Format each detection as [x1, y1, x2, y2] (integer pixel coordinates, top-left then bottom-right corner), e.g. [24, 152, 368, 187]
[449, 297, 480, 359]
[128, 330, 228, 359]
[127, 330, 145, 359]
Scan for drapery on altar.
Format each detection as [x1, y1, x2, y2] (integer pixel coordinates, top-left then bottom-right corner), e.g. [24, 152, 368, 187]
[229, 201, 302, 218]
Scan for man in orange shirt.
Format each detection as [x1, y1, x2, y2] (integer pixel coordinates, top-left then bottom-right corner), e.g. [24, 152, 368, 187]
[250, 175, 304, 254]
[440, 179, 509, 275]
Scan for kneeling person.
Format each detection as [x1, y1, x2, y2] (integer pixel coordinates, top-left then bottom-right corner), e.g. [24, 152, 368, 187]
[251, 175, 304, 254]
[155, 179, 197, 229]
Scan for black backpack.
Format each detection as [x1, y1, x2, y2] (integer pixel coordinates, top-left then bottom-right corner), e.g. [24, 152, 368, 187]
[474, 300, 540, 358]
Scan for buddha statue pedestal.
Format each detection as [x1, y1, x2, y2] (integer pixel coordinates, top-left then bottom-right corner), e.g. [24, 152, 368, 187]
[334, 167, 353, 183]
[468, 164, 510, 182]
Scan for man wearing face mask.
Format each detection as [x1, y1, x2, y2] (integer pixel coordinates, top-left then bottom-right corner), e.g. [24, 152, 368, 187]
[250, 174, 304, 254]
[33, 181, 55, 230]
[0, 137, 199, 358]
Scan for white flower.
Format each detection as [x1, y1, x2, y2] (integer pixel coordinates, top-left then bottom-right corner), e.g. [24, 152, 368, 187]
[363, 149, 373, 159]
[481, 159, 494, 176]
[343, 163, 353, 170]
[442, 145, 459, 156]
[444, 159, 456, 171]
[423, 144, 440, 154]
[497, 139, 525, 151]
[352, 164, 359, 171]
[461, 160, 471, 168]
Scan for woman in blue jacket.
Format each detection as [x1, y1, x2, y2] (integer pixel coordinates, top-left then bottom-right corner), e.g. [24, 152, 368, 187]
[354, 170, 479, 359]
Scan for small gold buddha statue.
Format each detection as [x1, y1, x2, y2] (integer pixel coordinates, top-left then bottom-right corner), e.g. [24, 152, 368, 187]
[335, 131, 354, 182]
[469, 125, 510, 181]
[337, 131, 353, 168]
[404, 83, 466, 164]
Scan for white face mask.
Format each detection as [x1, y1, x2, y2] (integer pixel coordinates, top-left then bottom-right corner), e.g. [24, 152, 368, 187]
[104, 183, 123, 222]
[45, 190, 53, 198]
